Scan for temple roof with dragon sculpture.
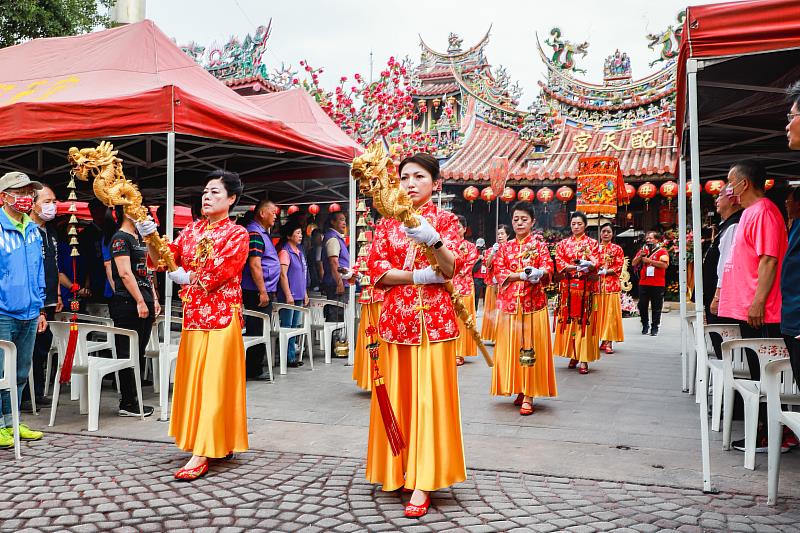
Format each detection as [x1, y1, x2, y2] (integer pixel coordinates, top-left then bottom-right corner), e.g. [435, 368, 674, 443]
[412, 14, 685, 185]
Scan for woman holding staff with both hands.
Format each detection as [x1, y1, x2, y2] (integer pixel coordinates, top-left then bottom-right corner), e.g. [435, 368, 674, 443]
[365, 153, 465, 518]
[136, 170, 249, 481]
[490, 202, 556, 415]
[595, 223, 625, 354]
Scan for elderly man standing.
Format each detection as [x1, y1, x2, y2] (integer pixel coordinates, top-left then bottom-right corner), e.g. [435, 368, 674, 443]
[782, 81, 800, 394]
[718, 159, 787, 452]
[321, 211, 352, 322]
[241, 199, 280, 380]
[0, 172, 48, 448]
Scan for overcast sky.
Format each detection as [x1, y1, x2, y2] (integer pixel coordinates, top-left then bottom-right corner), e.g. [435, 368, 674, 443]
[147, 0, 722, 107]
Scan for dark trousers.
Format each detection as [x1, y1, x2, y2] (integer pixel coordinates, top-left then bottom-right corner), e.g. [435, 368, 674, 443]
[242, 289, 274, 378]
[322, 284, 346, 322]
[734, 320, 782, 436]
[638, 285, 665, 328]
[782, 334, 800, 391]
[705, 309, 726, 360]
[473, 278, 486, 309]
[109, 297, 153, 407]
[23, 307, 55, 401]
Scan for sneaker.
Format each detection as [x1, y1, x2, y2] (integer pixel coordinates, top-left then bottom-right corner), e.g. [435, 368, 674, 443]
[0, 428, 14, 448]
[118, 404, 155, 417]
[18, 424, 43, 441]
[35, 396, 52, 407]
[650, 326, 659, 337]
[732, 436, 789, 453]
[642, 325, 650, 335]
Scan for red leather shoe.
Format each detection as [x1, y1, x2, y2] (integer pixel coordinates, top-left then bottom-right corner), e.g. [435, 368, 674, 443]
[404, 493, 431, 518]
[455, 356, 465, 366]
[604, 342, 614, 354]
[513, 393, 524, 406]
[519, 401, 534, 416]
[568, 359, 578, 369]
[175, 462, 209, 481]
[579, 365, 589, 375]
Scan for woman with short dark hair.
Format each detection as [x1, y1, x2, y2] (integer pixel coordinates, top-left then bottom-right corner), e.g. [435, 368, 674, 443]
[277, 221, 309, 368]
[596, 223, 625, 354]
[481, 224, 511, 343]
[138, 170, 250, 480]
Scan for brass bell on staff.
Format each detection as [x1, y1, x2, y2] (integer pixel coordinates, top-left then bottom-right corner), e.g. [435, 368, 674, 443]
[335, 337, 350, 358]
[519, 347, 536, 367]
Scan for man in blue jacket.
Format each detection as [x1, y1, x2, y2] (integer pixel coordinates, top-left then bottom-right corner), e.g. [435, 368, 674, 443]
[0, 171, 48, 448]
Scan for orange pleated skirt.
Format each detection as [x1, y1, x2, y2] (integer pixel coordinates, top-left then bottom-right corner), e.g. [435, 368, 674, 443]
[366, 330, 466, 492]
[353, 301, 383, 391]
[481, 285, 498, 342]
[456, 292, 478, 358]
[595, 292, 625, 343]
[553, 301, 601, 363]
[169, 313, 248, 458]
[491, 307, 557, 398]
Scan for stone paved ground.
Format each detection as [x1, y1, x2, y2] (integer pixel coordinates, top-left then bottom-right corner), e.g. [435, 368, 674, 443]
[1, 434, 799, 533]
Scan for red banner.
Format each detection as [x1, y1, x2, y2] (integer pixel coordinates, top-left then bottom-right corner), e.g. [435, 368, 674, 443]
[576, 156, 625, 216]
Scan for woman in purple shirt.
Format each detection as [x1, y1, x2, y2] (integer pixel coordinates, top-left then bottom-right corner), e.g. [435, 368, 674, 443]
[277, 221, 309, 367]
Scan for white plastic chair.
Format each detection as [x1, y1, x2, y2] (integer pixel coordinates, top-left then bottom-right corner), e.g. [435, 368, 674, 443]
[0, 340, 22, 459]
[765, 358, 800, 504]
[720, 338, 800, 470]
[242, 309, 274, 382]
[156, 316, 182, 422]
[307, 297, 345, 364]
[51, 312, 118, 400]
[702, 324, 742, 431]
[48, 322, 145, 432]
[272, 303, 313, 375]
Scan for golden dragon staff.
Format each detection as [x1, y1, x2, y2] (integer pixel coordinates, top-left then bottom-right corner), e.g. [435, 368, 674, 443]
[351, 143, 493, 367]
[67, 141, 177, 271]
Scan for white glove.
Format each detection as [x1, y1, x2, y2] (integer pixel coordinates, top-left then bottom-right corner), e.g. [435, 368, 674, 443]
[401, 215, 441, 246]
[578, 260, 595, 269]
[598, 268, 608, 276]
[412, 266, 445, 285]
[492, 242, 500, 252]
[521, 266, 545, 284]
[340, 268, 355, 280]
[134, 219, 158, 238]
[167, 267, 192, 285]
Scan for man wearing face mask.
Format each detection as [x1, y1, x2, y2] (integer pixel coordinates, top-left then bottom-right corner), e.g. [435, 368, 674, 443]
[20, 185, 62, 410]
[718, 159, 787, 453]
[0, 171, 48, 448]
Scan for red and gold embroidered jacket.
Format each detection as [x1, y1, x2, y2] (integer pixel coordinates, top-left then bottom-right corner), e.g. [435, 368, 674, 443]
[367, 201, 461, 345]
[494, 234, 552, 313]
[151, 217, 249, 330]
[453, 239, 479, 296]
[555, 234, 600, 290]
[598, 242, 625, 293]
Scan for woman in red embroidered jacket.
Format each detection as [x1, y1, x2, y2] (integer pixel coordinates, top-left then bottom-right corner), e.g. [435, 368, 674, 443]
[553, 211, 601, 374]
[365, 153, 464, 518]
[491, 202, 556, 415]
[138, 171, 249, 481]
[481, 224, 511, 343]
[596, 223, 625, 354]
[454, 215, 480, 366]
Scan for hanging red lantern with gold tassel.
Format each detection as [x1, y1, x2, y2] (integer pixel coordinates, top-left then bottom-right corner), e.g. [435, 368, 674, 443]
[463, 186, 479, 211]
[637, 182, 657, 210]
[536, 187, 554, 212]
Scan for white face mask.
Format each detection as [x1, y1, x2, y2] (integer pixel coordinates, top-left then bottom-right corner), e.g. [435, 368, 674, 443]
[38, 202, 57, 221]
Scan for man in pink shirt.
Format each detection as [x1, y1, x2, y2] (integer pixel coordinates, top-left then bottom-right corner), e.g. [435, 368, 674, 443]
[718, 159, 787, 452]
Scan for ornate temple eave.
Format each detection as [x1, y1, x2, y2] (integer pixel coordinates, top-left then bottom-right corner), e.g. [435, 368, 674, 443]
[451, 67, 525, 115]
[419, 26, 492, 62]
[541, 81, 676, 112]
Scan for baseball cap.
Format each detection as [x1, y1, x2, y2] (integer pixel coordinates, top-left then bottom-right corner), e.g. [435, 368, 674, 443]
[475, 238, 486, 248]
[0, 171, 43, 193]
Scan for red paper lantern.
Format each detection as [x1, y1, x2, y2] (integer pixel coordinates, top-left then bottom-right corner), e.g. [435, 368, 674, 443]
[765, 179, 775, 191]
[275, 205, 281, 215]
[480, 186, 497, 203]
[658, 204, 676, 227]
[638, 182, 657, 210]
[536, 187, 554, 204]
[704, 179, 725, 196]
[329, 203, 342, 213]
[556, 186, 574, 203]
[620, 183, 636, 203]
[517, 187, 534, 202]
[287, 205, 299, 215]
[659, 181, 678, 207]
[500, 187, 516, 204]
[463, 186, 479, 203]
[308, 204, 320, 215]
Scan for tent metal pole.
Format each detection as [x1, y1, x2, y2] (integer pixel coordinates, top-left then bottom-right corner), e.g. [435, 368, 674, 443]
[688, 59, 715, 494]
[678, 157, 689, 393]
[347, 170, 356, 366]
[160, 131, 176, 421]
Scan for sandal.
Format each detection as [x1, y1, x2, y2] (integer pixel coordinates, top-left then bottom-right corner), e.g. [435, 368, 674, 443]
[579, 364, 589, 375]
[513, 393, 524, 406]
[174, 461, 208, 481]
[404, 493, 431, 518]
[568, 359, 578, 369]
[519, 401, 534, 416]
[455, 356, 465, 366]
[604, 342, 615, 354]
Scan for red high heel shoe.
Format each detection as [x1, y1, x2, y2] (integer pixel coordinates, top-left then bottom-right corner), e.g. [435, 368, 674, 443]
[175, 462, 209, 481]
[579, 364, 589, 375]
[604, 342, 614, 354]
[455, 356, 465, 367]
[513, 393, 524, 406]
[568, 359, 578, 369]
[519, 401, 534, 416]
[404, 493, 431, 518]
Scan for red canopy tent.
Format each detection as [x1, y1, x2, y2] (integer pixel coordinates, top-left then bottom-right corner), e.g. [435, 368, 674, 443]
[674, 0, 800, 495]
[56, 201, 194, 228]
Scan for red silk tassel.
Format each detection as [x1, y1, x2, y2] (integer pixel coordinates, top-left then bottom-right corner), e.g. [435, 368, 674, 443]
[366, 324, 405, 456]
[59, 316, 79, 384]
